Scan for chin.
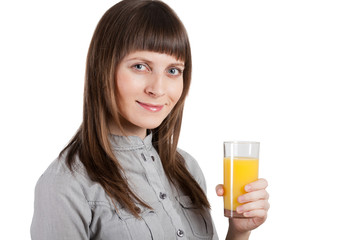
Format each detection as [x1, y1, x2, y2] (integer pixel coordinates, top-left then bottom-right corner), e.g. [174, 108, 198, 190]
[146, 123, 163, 130]
[141, 119, 165, 130]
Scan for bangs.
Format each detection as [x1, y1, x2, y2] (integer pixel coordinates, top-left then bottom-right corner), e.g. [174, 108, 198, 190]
[120, 2, 189, 61]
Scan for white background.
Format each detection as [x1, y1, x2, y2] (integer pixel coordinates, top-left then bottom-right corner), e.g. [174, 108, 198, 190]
[1, 0, 359, 239]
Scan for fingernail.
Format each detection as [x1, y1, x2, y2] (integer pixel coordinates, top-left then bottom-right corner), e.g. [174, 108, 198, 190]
[236, 206, 243, 213]
[243, 212, 251, 217]
[238, 196, 245, 203]
[245, 185, 251, 192]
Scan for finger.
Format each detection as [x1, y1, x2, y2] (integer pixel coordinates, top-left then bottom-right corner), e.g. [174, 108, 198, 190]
[245, 178, 268, 192]
[243, 209, 268, 219]
[236, 200, 270, 214]
[215, 184, 224, 196]
[238, 189, 269, 204]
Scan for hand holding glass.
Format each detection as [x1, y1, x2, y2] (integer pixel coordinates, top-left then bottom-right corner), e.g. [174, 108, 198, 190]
[223, 141, 260, 218]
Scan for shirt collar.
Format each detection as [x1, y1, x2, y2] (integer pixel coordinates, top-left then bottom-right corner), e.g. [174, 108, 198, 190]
[109, 132, 153, 150]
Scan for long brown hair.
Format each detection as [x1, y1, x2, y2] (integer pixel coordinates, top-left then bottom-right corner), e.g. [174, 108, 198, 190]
[61, 0, 210, 217]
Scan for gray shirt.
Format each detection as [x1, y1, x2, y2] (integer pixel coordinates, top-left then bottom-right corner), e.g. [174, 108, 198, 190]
[31, 133, 219, 239]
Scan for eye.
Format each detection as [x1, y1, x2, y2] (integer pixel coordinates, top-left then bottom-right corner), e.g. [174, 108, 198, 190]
[132, 64, 149, 72]
[168, 67, 183, 76]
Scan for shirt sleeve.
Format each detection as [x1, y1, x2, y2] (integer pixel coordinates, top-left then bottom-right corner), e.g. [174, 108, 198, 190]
[31, 172, 92, 240]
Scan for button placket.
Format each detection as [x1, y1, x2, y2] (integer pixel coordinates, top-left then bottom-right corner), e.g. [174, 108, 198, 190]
[138, 148, 186, 239]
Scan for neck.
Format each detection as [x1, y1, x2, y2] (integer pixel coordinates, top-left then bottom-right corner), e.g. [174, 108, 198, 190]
[108, 120, 147, 139]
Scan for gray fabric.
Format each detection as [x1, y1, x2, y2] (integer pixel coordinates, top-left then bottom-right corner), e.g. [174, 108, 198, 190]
[31, 133, 219, 240]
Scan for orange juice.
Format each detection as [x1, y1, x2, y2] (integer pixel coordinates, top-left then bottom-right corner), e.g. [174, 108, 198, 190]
[223, 157, 259, 211]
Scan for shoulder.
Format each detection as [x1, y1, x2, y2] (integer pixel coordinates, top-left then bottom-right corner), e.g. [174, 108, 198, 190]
[177, 148, 207, 193]
[31, 153, 93, 238]
[34, 151, 90, 200]
[41, 150, 87, 176]
[178, 148, 201, 173]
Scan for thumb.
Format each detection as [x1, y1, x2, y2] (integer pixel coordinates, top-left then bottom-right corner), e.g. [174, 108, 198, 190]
[215, 184, 224, 196]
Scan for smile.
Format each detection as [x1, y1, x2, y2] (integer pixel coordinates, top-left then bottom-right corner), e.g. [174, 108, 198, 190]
[136, 101, 164, 112]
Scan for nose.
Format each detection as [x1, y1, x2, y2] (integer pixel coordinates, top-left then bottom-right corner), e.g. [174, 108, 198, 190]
[145, 72, 165, 97]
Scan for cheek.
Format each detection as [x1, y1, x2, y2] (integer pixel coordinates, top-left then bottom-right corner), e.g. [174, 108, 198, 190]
[169, 81, 184, 103]
[116, 71, 142, 99]
[115, 73, 136, 114]
[116, 71, 131, 93]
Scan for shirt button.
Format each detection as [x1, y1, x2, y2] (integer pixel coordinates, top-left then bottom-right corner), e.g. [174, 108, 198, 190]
[159, 192, 167, 200]
[177, 229, 184, 237]
[141, 153, 146, 161]
[151, 156, 155, 161]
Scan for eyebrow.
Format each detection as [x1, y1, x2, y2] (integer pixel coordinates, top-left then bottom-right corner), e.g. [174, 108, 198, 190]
[170, 63, 185, 68]
[126, 57, 185, 68]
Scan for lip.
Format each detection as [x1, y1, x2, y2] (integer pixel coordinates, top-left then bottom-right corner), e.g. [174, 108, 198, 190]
[136, 101, 164, 112]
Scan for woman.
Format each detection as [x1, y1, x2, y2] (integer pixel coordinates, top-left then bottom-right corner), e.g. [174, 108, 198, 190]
[31, 0, 269, 239]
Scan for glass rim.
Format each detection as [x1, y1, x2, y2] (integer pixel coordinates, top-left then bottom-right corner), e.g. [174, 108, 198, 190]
[223, 141, 260, 145]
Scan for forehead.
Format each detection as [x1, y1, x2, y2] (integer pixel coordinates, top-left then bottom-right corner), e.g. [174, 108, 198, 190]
[122, 50, 185, 65]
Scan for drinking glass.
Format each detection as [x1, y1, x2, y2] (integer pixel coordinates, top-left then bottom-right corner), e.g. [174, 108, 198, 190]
[223, 141, 260, 218]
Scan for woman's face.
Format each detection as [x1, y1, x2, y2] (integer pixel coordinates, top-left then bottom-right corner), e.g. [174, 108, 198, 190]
[115, 50, 184, 138]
